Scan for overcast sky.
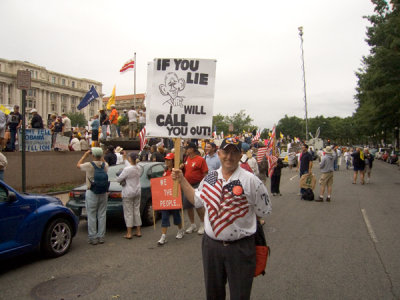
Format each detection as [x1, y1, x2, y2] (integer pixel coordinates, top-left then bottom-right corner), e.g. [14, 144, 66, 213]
[1, 0, 374, 130]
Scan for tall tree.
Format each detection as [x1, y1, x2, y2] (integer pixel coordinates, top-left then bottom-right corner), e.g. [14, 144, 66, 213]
[355, 0, 400, 143]
[68, 112, 87, 128]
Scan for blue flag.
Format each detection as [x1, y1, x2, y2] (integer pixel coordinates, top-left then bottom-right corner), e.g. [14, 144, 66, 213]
[77, 86, 99, 110]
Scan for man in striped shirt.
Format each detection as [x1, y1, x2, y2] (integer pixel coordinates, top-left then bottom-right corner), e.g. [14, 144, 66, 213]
[172, 137, 271, 300]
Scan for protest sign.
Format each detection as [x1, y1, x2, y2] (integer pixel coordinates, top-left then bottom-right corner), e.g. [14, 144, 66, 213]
[54, 134, 70, 151]
[18, 129, 52, 152]
[145, 58, 216, 139]
[150, 176, 182, 210]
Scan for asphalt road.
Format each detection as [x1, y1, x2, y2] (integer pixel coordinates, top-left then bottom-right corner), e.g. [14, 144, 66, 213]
[1, 160, 399, 300]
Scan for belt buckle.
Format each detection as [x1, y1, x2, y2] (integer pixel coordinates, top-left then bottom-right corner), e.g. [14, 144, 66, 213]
[222, 241, 229, 247]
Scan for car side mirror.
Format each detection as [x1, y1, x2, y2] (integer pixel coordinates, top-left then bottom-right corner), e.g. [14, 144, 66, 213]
[7, 192, 17, 202]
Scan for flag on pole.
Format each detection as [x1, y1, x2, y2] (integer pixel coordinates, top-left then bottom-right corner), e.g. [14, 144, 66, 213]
[252, 130, 261, 143]
[106, 85, 116, 110]
[0, 104, 11, 115]
[120, 59, 135, 73]
[139, 126, 147, 151]
[77, 86, 99, 110]
[256, 147, 267, 163]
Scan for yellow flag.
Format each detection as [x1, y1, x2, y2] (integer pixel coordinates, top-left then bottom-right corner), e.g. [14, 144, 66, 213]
[0, 105, 11, 115]
[280, 132, 284, 139]
[360, 150, 364, 160]
[106, 85, 116, 110]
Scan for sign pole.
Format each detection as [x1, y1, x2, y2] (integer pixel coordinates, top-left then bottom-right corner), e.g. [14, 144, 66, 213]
[21, 89, 26, 192]
[173, 138, 181, 197]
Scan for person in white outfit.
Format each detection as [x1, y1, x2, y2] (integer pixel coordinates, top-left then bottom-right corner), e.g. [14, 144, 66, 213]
[116, 151, 142, 238]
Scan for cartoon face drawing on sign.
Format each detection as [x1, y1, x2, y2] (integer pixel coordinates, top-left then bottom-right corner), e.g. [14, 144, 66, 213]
[159, 72, 186, 113]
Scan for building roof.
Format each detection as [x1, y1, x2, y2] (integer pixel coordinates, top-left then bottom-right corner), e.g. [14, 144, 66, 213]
[103, 93, 145, 102]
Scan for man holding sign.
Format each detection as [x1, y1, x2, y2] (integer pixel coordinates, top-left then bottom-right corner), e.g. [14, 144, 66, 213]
[172, 137, 271, 300]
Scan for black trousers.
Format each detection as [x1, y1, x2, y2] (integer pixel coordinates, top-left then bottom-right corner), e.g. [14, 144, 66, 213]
[202, 234, 256, 300]
[271, 173, 281, 194]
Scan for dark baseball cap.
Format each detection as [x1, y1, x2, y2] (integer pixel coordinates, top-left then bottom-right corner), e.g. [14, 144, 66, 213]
[220, 137, 242, 152]
[185, 142, 197, 150]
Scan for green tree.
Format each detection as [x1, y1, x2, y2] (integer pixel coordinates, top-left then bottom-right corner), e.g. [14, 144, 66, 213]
[68, 112, 87, 128]
[276, 115, 304, 140]
[355, 0, 400, 146]
[212, 110, 255, 135]
[212, 113, 229, 134]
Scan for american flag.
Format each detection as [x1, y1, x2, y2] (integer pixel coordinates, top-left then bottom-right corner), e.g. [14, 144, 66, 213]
[267, 153, 278, 177]
[120, 59, 135, 73]
[257, 147, 268, 163]
[252, 130, 261, 143]
[139, 126, 147, 151]
[200, 172, 249, 237]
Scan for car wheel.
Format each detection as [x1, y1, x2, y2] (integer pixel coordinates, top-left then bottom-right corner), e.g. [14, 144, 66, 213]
[41, 218, 73, 258]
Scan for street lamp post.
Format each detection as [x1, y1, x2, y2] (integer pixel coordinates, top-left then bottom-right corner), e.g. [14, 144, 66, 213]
[298, 26, 308, 142]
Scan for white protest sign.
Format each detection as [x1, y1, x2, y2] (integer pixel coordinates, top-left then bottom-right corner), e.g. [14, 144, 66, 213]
[18, 129, 52, 152]
[145, 58, 216, 139]
[54, 134, 70, 151]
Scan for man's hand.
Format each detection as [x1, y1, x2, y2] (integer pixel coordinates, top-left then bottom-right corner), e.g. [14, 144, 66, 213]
[171, 168, 183, 183]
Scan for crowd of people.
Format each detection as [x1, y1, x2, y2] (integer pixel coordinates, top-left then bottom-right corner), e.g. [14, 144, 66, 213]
[0, 104, 147, 153]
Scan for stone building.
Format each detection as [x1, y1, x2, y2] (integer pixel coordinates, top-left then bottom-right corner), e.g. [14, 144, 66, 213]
[102, 93, 145, 112]
[0, 58, 103, 123]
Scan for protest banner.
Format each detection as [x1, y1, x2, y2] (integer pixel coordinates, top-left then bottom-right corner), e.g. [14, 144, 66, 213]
[54, 134, 70, 151]
[145, 58, 216, 139]
[18, 129, 52, 152]
[150, 176, 182, 210]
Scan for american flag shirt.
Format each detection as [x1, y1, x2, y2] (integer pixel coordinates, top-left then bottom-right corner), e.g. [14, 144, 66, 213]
[194, 167, 271, 241]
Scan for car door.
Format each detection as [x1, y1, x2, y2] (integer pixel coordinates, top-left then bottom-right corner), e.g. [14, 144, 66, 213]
[0, 185, 36, 253]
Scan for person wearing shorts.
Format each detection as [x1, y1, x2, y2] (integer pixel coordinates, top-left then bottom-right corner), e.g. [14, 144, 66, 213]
[317, 146, 335, 202]
[180, 142, 208, 235]
[157, 153, 185, 245]
[351, 147, 365, 184]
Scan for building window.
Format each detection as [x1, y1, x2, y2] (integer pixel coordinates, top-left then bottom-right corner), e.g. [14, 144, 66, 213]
[50, 93, 56, 101]
[90, 109, 94, 116]
[28, 89, 36, 97]
[62, 79, 66, 86]
[61, 94, 67, 102]
[71, 106, 76, 113]
[52, 76, 56, 84]
[72, 81, 75, 88]
[71, 97, 76, 104]
[51, 104, 56, 111]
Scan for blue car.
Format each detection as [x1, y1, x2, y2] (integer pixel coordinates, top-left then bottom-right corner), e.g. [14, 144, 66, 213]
[0, 181, 79, 260]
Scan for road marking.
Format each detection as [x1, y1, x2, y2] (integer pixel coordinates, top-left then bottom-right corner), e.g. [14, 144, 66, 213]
[290, 175, 298, 181]
[361, 208, 378, 243]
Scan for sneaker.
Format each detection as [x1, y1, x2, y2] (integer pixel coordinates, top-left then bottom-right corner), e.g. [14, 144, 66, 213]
[158, 234, 167, 245]
[326, 196, 331, 202]
[98, 237, 105, 244]
[88, 238, 98, 245]
[176, 229, 184, 239]
[185, 224, 197, 234]
[198, 224, 205, 235]
[315, 196, 323, 202]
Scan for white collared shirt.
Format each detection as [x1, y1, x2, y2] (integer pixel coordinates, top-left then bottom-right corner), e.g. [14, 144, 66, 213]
[195, 166, 271, 241]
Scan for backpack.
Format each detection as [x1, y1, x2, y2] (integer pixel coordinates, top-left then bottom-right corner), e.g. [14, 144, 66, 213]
[240, 158, 254, 173]
[89, 162, 110, 194]
[301, 188, 314, 201]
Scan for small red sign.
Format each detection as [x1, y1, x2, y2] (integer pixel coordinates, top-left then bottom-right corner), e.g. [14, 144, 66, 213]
[150, 176, 182, 210]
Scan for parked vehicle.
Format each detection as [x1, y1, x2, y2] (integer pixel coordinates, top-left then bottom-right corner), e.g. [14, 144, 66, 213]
[0, 181, 79, 260]
[67, 161, 165, 226]
[388, 151, 399, 164]
[279, 151, 289, 166]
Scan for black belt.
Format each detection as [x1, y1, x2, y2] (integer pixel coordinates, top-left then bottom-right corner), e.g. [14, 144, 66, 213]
[207, 234, 254, 247]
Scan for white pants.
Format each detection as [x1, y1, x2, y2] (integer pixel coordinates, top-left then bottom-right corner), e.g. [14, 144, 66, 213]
[123, 194, 142, 228]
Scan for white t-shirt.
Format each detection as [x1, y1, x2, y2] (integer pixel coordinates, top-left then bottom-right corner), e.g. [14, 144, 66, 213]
[70, 138, 81, 151]
[62, 117, 72, 132]
[195, 167, 271, 241]
[128, 109, 138, 123]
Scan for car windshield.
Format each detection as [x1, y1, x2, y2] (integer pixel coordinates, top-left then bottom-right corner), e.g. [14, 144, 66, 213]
[107, 163, 144, 181]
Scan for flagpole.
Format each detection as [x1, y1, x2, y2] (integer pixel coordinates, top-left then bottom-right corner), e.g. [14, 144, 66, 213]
[134, 52, 136, 104]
